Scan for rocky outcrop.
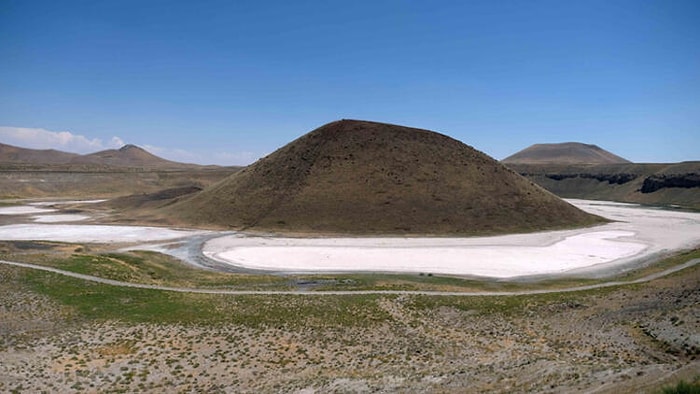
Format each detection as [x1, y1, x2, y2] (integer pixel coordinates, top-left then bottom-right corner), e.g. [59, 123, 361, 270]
[504, 162, 700, 210]
[545, 173, 638, 185]
[640, 173, 700, 194]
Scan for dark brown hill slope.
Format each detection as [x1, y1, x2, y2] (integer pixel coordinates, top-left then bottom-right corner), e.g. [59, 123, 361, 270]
[503, 142, 631, 165]
[0, 142, 80, 164]
[167, 120, 603, 235]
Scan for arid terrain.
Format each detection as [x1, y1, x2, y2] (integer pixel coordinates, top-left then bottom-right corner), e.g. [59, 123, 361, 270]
[4, 0, 699, 391]
[1, 129, 698, 393]
[0, 196, 698, 393]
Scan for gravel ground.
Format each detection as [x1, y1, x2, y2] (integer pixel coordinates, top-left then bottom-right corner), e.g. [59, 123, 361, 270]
[0, 263, 697, 393]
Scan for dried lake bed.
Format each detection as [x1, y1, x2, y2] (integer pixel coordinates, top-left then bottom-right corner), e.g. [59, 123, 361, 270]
[202, 200, 700, 278]
[0, 199, 699, 278]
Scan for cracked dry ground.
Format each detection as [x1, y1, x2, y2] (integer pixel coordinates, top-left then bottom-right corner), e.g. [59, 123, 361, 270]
[0, 264, 698, 393]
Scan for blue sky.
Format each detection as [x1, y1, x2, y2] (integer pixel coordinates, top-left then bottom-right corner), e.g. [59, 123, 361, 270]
[1, 0, 698, 165]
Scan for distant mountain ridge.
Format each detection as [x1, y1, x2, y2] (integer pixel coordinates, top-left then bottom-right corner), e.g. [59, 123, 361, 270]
[503, 142, 631, 165]
[0, 142, 81, 164]
[0, 142, 200, 169]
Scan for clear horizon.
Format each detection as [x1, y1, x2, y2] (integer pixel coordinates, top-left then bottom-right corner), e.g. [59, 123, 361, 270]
[1, 0, 698, 165]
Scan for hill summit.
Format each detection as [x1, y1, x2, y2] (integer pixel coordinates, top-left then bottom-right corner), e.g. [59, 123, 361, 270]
[167, 120, 603, 235]
[502, 142, 631, 165]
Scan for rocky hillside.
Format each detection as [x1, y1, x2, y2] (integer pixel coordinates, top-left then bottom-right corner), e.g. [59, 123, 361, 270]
[506, 162, 700, 210]
[503, 142, 631, 165]
[165, 120, 603, 235]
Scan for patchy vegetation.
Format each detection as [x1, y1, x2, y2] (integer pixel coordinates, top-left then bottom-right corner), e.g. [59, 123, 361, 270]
[1, 249, 698, 392]
[658, 378, 700, 394]
[21, 269, 387, 327]
[4, 249, 289, 290]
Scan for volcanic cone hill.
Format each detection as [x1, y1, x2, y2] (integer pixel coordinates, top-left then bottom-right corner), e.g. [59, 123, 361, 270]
[167, 120, 604, 235]
[502, 142, 631, 165]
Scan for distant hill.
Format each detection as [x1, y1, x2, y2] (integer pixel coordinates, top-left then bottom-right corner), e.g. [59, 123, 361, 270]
[0, 141, 237, 198]
[503, 142, 631, 165]
[164, 120, 603, 235]
[0, 141, 236, 198]
[70, 144, 195, 169]
[0, 142, 80, 164]
[0, 142, 200, 169]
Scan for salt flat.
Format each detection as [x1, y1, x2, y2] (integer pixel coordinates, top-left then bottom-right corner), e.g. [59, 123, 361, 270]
[32, 214, 90, 223]
[203, 200, 700, 278]
[0, 206, 56, 215]
[29, 199, 108, 206]
[0, 199, 105, 215]
[0, 224, 207, 243]
[0, 199, 698, 278]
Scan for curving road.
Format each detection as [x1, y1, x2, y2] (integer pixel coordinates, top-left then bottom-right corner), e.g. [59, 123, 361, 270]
[1, 257, 698, 296]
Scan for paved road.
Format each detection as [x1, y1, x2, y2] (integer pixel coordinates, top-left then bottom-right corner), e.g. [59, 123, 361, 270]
[1, 258, 698, 296]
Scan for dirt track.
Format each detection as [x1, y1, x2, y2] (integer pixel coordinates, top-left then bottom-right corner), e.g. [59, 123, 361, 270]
[1, 257, 697, 296]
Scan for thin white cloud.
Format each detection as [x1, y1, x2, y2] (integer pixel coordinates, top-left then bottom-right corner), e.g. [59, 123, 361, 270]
[110, 136, 125, 148]
[0, 126, 124, 154]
